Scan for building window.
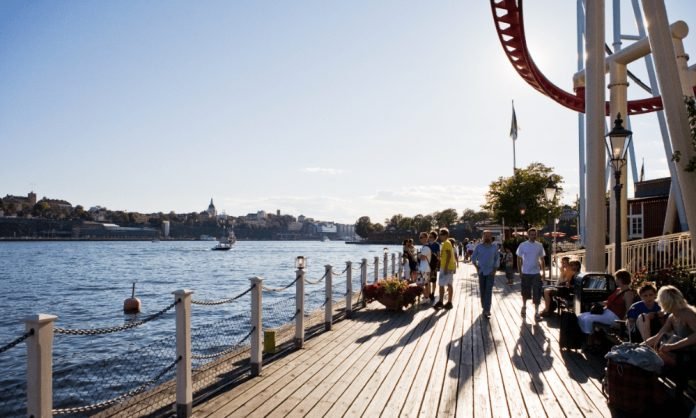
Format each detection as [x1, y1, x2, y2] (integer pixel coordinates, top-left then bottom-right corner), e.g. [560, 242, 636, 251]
[628, 203, 643, 239]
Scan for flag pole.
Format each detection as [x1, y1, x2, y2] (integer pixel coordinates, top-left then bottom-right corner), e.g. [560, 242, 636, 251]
[510, 100, 518, 174]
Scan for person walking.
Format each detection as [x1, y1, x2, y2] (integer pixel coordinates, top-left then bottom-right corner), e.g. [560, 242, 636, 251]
[427, 230, 441, 303]
[417, 232, 432, 300]
[434, 228, 455, 310]
[516, 228, 546, 320]
[471, 230, 500, 318]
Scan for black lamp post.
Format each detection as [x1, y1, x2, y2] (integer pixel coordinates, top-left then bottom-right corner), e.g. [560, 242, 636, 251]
[605, 113, 632, 272]
[544, 181, 558, 279]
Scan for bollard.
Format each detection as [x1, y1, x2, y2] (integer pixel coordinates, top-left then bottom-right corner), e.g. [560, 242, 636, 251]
[345, 261, 353, 318]
[250, 277, 263, 376]
[383, 251, 388, 279]
[25, 314, 57, 418]
[295, 267, 305, 348]
[361, 258, 368, 307]
[374, 256, 379, 283]
[391, 253, 396, 278]
[324, 265, 333, 331]
[173, 289, 193, 418]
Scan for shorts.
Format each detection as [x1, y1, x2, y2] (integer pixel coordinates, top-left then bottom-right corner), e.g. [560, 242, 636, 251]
[429, 270, 438, 283]
[416, 270, 429, 285]
[520, 273, 542, 304]
[438, 272, 453, 287]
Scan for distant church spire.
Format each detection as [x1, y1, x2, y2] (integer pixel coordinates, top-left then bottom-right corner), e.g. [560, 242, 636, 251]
[207, 198, 217, 217]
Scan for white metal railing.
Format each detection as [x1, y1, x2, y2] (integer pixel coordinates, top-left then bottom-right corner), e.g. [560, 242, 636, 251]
[557, 232, 694, 275]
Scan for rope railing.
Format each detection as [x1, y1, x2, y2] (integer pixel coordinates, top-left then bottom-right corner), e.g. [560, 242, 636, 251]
[0, 329, 33, 355]
[192, 284, 254, 306]
[304, 271, 328, 285]
[54, 300, 179, 336]
[191, 327, 254, 360]
[52, 356, 181, 416]
[261, 276, 299, 292]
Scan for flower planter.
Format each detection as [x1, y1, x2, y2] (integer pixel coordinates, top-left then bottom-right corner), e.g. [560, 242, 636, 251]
[363, 280, 424, 311]
[377, 293, 404, 311]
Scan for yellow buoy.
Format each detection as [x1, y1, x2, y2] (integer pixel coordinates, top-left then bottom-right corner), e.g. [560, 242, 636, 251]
[123, 282, 141, 314]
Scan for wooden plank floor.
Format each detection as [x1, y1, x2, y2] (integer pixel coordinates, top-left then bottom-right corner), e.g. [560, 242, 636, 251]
[193, 263, 610, 417]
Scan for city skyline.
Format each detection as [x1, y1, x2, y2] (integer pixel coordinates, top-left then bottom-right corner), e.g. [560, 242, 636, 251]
[1, 1, 694, 224]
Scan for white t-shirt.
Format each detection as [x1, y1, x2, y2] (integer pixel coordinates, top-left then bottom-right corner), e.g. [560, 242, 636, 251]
[516, 240, 546, 274]
[419, 245, 431, 273]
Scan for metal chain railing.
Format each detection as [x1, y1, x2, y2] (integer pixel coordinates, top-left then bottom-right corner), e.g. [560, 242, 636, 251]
[191, 327, 254, 360]
[52, 356, 181, 415]
[261, 276, 299, 292]
[331, 265, 350, 276]
[192, 284, 255, 306]
[54, 300, 179, 336]
[0, 329, 33, 355]
[304, 271, 328, 285]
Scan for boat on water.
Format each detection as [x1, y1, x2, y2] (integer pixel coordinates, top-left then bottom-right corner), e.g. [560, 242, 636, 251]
[321, 236, 330, 242]
[212, 229, 237, 251]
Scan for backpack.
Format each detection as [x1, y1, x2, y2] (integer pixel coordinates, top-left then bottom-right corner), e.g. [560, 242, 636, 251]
[428, 243, 440, 271]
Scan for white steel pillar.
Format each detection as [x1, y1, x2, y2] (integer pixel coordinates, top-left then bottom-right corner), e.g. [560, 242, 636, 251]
[608, 62, 629, 249]
[642, 0, 696, 252]
[249, 277, 262, 376]
[577, 0, 587, 247]
[585, 0, 608, 271]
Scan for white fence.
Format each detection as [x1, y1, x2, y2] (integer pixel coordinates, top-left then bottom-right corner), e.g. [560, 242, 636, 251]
[557, 232, 694, 275]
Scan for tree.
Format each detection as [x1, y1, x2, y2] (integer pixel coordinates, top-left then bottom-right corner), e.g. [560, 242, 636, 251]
[483, 162, 563, 229]
[434, 208, 458, 228]
[355, 216, 374, 238]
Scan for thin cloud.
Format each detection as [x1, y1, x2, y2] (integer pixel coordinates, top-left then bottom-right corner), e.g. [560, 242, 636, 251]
[302, 167, 345, 175]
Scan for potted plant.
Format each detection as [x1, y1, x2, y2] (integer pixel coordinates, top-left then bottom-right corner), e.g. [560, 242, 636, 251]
[363, 277, 423, 311]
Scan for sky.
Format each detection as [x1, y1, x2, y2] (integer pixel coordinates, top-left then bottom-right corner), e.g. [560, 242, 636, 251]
[1, 1, 694, 224]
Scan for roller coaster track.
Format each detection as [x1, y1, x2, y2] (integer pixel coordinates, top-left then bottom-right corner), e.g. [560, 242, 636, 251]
[491, 0, 667, 115]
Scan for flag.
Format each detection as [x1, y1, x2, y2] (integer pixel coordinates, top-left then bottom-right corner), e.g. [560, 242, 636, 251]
[509, 101, 518, 141]
[640, 158, 645, 182]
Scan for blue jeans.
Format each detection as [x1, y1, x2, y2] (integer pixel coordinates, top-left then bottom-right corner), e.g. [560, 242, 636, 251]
[478, 273, 495, 313]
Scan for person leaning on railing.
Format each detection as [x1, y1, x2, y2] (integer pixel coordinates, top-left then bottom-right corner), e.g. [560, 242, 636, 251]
[644, 285, 696, 367]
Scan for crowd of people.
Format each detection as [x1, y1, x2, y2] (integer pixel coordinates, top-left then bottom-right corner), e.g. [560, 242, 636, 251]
[400, 227, 696, 371]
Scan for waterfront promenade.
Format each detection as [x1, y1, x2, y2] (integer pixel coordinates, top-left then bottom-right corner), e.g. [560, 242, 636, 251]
[193, 263, 610, 417]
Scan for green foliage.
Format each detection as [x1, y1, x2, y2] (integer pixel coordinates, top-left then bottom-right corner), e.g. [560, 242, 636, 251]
[632, 265, 696, 305]
[483, 162, 563, 228]
[434, 208, 458, 228]
[355, 216, 374, 238]
[671, 96, 696, 172]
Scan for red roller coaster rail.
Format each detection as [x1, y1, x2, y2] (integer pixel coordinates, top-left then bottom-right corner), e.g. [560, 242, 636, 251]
[490, 0, 672, 115]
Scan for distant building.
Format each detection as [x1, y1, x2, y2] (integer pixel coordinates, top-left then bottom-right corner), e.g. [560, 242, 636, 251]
[2, 191, 37, 214]
[207, 198, 217, 218]
[626, 177, 678, 240]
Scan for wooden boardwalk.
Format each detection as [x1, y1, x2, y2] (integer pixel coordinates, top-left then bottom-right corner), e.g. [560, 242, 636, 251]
[193, 263, 610, 417]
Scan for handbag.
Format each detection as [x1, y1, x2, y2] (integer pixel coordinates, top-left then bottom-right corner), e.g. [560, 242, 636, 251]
[590, 302, 604, 315]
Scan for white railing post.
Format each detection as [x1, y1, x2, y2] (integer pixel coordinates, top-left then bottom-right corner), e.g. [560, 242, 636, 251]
[324, 265, 333, 331]
[345, 261, 353, 318]
[391, 253, 396, 277]
[295, 267, 305, 348]
[374, 256, 379, 283]
[25, 314, 57, 418]
[250, 276, 263, 376]
[398, 252, 403, 278]
[361, 258, 368, 307]
[383, 252, 388, 279]
[173, 289, 193, 418]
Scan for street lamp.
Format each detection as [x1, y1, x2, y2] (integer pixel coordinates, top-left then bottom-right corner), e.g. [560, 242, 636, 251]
[295, 256, 306, 270]
[383, 247, 389, 278]
[605, 113, 632, 272]
[543, 181, 558, 280]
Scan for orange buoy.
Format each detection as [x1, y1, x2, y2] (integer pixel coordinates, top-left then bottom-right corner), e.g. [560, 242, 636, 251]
[123, 282, 141, 314]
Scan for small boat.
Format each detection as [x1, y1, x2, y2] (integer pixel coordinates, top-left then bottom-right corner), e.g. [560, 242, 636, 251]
[321, 236, 330, 242]
[212, 228, 236, 251]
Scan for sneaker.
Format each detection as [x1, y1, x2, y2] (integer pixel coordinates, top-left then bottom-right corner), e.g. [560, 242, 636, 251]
[433, 301, 444, 310]
[534, 312, 541, 321]
[429, 294, 435, 302]
[444, 302, 453, 310]
[540, 310, 553, 318]
[520, 306, 526, 317]
[482, 311, 491, 319]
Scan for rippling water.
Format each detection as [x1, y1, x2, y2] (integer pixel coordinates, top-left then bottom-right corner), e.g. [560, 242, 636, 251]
[0, 240, 400, 415]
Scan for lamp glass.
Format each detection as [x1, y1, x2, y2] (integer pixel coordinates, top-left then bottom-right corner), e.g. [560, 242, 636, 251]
[383, 247, 388, 255]
[295, 256, 306, 269]
[544, 186, 557, 202]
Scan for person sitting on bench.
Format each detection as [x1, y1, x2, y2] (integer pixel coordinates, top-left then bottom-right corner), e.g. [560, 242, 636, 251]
[577, 269, 635, 335]
[626, 283, 664, 342]
[644, 285, 696, 367]
[540, 259, 579, 317]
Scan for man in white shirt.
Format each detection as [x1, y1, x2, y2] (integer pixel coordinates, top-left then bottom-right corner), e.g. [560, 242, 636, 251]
[516, 228, 546, 320]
